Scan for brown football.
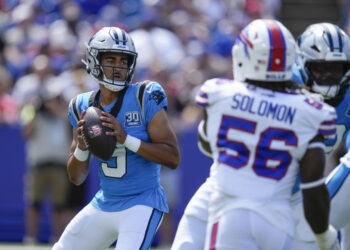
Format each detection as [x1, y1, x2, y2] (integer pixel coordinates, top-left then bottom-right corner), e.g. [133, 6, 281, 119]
[82, 106, 116, 161]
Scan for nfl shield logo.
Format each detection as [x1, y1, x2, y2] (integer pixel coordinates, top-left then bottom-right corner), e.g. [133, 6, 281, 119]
[89, 125, 101, 138]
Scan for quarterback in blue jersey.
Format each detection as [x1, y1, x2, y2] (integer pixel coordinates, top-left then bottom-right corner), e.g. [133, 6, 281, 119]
[290, 23, 350, 250]
[53, 27, 180, 250]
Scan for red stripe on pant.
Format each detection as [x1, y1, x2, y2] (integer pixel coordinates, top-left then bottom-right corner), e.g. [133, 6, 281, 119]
[210, 221, 219, 250]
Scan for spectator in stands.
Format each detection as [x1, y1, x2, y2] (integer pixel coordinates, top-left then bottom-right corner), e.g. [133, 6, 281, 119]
[22, 85, 71, 243]
[0, 66, 18, 125]
[18, 56, 71, 244]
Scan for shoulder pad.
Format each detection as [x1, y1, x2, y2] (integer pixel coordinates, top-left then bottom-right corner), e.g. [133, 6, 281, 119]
[195, 78, 233, 107]
[69, 96, 80, 122]
[137, 80, 152, 121]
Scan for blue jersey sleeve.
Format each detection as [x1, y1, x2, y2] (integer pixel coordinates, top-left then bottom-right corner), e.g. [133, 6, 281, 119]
[68, 96, 80, 129]
[345, 130, 350, 150]
[143, 82, 168, 125]
[67, 92, 92, 129]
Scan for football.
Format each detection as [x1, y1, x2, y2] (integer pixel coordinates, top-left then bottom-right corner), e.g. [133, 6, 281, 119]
[82, 106, 116, 161]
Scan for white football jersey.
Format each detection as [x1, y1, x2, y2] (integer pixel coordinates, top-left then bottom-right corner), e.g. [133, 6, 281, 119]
[195, 78, 337, 202]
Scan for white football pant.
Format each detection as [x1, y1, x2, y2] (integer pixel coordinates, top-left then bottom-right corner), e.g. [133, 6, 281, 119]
[171, 179, 213, 250]
[204, 208, 292, 250]
[53, 203, 163, 250]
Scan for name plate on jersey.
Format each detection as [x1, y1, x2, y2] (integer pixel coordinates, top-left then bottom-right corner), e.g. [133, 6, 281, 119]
[124, 111, 142, 127]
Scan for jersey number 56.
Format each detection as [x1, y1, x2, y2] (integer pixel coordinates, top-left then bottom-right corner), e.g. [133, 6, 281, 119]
[217, 115, 298, 180]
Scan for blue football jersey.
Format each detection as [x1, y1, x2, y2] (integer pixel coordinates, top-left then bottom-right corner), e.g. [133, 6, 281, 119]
[292, 64, 350, 195]
[68, 81, 169, 213]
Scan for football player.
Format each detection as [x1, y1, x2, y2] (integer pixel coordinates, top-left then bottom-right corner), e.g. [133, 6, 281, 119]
[53, 27, 180, 250]
[290, 23, 350, 250]
[172, 19, 338, 250]
[172, 21, 350, 250]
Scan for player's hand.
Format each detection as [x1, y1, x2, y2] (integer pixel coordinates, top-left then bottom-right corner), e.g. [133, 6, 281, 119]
[100, 111, 127, 144]
[76, 110, 89, 151]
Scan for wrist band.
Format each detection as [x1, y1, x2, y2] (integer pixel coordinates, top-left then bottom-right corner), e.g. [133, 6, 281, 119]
[300, 178, 325, 189]
[308, 142, 326, 151]
[124, 134, 141, 152]
[74, 147, 89, 161]
[314, 225, 338, 250]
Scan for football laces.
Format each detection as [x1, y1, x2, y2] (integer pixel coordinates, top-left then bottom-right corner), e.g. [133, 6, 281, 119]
[81, 131, 90, 149]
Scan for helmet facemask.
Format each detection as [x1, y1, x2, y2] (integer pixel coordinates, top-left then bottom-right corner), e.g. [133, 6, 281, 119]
[98, 51, 136, 92]
[305, 61, 350, 100]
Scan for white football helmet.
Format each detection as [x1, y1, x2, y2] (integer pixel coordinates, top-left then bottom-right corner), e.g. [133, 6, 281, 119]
[232, 19, 296, 82]
[83, 27, 137, 92]
[297, 23, 350, 105]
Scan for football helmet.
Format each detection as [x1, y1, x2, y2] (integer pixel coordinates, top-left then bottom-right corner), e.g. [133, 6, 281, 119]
[232, 19, 296, 82]
[83, 27, 137, 92]
[297, 23, 350, 105]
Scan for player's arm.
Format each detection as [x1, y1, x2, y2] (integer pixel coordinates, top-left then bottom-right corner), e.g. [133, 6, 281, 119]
[141, 107, 180, 169]
[101, 108, 180, 169]
[67, 110, 90, 185]
[197, 111, 212, 158]
[300, 134, 338, 250]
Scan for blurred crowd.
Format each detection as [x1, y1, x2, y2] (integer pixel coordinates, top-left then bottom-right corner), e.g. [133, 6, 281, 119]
[0, 0, 282, 131]
[0, 0, 280, 245]
[5, 0, 350, 247]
